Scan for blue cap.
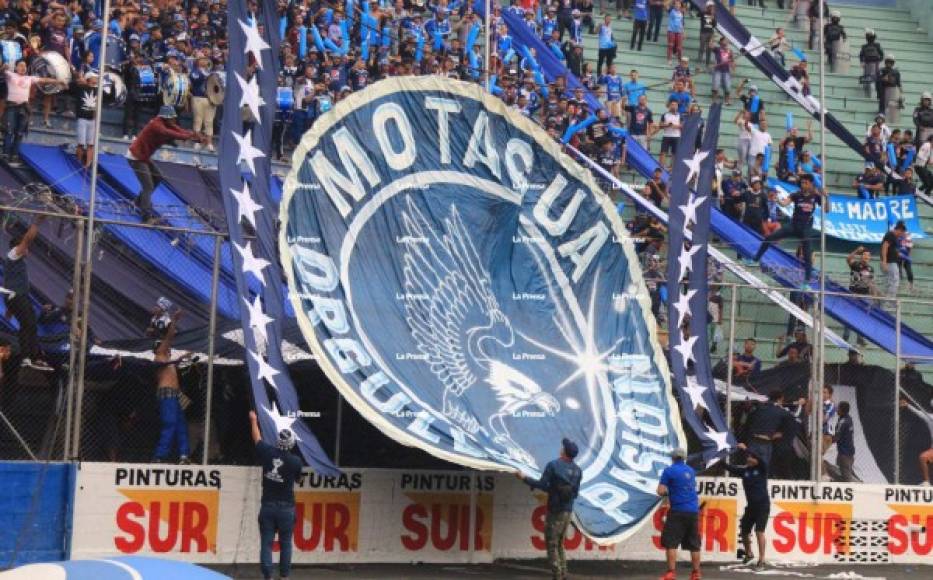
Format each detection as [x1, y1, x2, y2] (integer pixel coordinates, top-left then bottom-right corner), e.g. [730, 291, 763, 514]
[93, 18, 103, 30]
[158, 105, 177, 119]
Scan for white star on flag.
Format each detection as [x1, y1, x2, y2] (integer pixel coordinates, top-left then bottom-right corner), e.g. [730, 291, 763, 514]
[250, 349, 281, 388]
[230, 180, 263, 228]
[236, 72, 266, 126]
[233, 130, 265, 176]
[682, 149, 710, 185]
[244, 294, 274, 345]
[239, 18, 271, 68]
[677, 243, 703, 281]
[673, 335, 699, 366]
[234, 240, 270, 281]
[704, 427, 732, 452]
[262, 401, 302, 441]
[673, 288, 696, 329]
[683, 377, 711, 411]
[678, 192, 706, 229]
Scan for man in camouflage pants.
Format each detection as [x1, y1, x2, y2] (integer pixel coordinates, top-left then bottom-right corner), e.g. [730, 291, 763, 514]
[517, 438, 583, 580]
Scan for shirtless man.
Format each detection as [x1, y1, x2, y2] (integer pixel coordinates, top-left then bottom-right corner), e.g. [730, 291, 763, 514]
[152, 308, 190, 464]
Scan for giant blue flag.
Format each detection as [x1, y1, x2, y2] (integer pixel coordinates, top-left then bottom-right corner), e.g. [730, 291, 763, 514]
[665, 107, 735, 466]
[218, 0, 338, 476]
[279, 77, 686, 541]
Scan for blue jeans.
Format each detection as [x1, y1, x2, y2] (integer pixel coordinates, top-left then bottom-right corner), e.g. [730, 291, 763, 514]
[3, 105, 28, 157]
[754, 223, 813, 281]
[154, 393, 189, 459]
[259, 501, 295, 579]
[748, 439, 773, 468]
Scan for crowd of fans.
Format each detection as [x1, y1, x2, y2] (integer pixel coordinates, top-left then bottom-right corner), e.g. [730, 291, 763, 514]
[1, 0, 928, 350]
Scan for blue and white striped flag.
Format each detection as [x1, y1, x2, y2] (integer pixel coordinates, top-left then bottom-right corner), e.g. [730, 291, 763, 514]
[665, 105, 735, 466]
[218, 0, 339, 476]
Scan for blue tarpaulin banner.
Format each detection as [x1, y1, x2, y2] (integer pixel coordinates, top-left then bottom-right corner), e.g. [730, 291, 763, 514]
[0, 462, 75, 566]
[280, 76, 686, 542]
[814, 194, 925, 243]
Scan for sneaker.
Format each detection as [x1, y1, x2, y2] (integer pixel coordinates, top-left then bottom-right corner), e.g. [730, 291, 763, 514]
[660, 571, 676, 580]
[123, 134, 130, 141]
[754, 561, 767, 570]
[742, 552, 755, 565]
[206, 143, 215, 153]
[43, 120, 52, 128]
[178, 455, 191, 465]
[193, 143, 202, 151]
[689, 571, 702, 580]
[26, 359, 55, 372]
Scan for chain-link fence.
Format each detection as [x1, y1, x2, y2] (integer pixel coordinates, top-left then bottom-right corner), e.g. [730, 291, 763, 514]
[0, 173, 238, 466]
[2, 179, 931, 482]
[705, 281, 933, 486]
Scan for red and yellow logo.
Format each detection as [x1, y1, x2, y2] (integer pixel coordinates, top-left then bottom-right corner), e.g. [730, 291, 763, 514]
[772, 501, 852, 555]
[886, 503, 933, 556]
[115, 489, 220, 554]
[292, 491, 360, 552]
[401, 492, 493, 552]
[651, 498, 738, 554]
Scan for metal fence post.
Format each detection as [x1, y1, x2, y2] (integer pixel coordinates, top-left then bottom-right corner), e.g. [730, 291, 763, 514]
[71, 0, 112, 459]
[63, 220, 84, 460]
[201, 235, 223, 464]
[468, 471, 478, 563]
[334, 394, 343, 467]
[725, 284, 738, 432]
[894, 299, 901, 484]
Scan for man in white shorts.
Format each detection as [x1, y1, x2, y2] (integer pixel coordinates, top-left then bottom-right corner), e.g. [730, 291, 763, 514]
[73, 71, 99, 167]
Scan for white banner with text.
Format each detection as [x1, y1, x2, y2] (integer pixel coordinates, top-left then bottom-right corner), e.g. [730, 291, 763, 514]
[70, 463, 933, 564]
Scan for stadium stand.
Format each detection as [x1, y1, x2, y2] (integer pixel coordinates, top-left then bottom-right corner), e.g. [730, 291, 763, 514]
[0, 0, 930, 467]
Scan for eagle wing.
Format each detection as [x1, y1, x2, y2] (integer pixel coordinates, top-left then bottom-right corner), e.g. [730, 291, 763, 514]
[401, 197, 501, 397]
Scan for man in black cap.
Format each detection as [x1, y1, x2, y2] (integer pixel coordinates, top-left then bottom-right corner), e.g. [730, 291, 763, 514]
[516, 438, 582, 580]
[727, 443, 770, 569]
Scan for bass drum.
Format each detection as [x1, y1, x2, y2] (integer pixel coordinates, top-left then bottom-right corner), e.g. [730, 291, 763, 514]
[103, 34, 126, 71]
[88, 71, 127, 107]
[131, 64, 158, 101]
[28, 51, 73, 94]
[162, 71, 190, 107]
[206, 71, 225, 106]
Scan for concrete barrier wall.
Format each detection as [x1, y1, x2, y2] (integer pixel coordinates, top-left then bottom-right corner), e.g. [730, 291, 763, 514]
[68, 462, 933, 565]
